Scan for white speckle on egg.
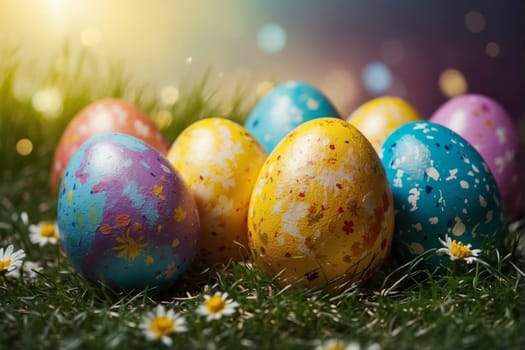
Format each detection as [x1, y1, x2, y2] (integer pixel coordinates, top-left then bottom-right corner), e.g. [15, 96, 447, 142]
[307, 98, 319, 110]
[160, 164, 172, 173]
[363, 191, 377, 215]
[394, 169, 404, 188]
[485, 210, 493, 223]
[496, 127, 507, 143]
[412, 223, 423, 231]
[408, 242, 425, 255]
[452, 217, 466, 236]
[462, 208, 468, 214]
[426, 135, 435, 140]
[280, 201, 309, 240]
[460, 180, 469, 189]
[446, 168, 458, 181]
[479, 195, 487, 208]
[264, 134, 271, 141]
[413, 122, 428, 131]
[426, 167, 440, 181]
[463, 157, 471, 164]
[134, 119, 150, 137]
[408, 187, 421, 212]
[467, 170, 474, 176]
[472, 164, 480, 173]
[428, 216, 439, 224]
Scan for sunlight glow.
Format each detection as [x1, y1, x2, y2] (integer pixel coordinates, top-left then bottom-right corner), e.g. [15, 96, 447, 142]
[81, 27, 101, 47]
[257, 23, 286, 54]
[32, 87, 63, 118]
[362, 61, 392, 94]
[160, 85, 180, 105]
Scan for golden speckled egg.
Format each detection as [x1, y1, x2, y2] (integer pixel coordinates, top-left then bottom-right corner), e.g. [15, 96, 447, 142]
[347, 96, 422, 153]
[167, 118, 267, 265]
[248, 117, 394, 289]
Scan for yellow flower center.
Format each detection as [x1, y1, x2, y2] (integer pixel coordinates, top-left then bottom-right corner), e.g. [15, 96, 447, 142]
[41, 224, 58, 238]
[325, 344, 345, 350]
[149, 316, 175, 337]
[450, 240, 471, 259]
[0, 259, 12, 271]
[205, 296, 226, 314]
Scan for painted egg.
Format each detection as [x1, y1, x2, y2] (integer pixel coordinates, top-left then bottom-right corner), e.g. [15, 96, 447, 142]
[57, 133, 199, 290]
[167, 118, 267, 265]
[430, 94, 524, 221]
[244, 80, 340, 153]
[248, 118, 394, 289]
[347, 96, 422, 153]
[380, 121, 505, 271]
[50, 98, 169, 195]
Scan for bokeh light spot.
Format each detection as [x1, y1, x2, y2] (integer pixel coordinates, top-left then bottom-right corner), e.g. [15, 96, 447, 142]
[257, 23, 286, 54]
[465, 11, 486, 33]
[16, 138, 33, 156]
[160, 85, 180, 105]
[32, 87, 63, 118]
[485, 42, 500, 58]
[439, 69, 468, 97]
[81, 27, 101, 47]
[255, 80, 276, 99]
[362, 61, 393, 94]
[152, 110, 173, 129]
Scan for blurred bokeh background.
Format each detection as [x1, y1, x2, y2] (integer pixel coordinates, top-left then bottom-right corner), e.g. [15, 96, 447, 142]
[0, 0, 523, 118]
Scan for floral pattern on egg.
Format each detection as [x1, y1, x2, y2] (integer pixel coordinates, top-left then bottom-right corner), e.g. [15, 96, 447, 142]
[380, 121, 505, 271]
[57, 133, 199, 290]
[248, 118, 394, 289]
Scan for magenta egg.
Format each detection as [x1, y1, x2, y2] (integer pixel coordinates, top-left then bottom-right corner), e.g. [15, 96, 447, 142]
[430, 94, 524, 221]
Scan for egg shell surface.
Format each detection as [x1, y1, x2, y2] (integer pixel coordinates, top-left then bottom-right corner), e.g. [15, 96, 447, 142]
[347, 96, 422, 153]
[167, 118, 267, 265]
[248, 118, 394, 289]
[50, 98, 168, 195]
[380, 121, 504, 270]
[244, 80, 340, 153]
[430, 94, 524, 221]
[57, 133, 199, 290]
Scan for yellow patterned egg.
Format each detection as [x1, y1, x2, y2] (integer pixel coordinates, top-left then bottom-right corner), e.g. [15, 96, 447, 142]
[248, 118, 394, 289]
[347, 96, 422, 153]
[167, 118, 267, 265]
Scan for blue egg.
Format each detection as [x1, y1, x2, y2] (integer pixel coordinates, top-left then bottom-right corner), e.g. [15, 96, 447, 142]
[380, 121, 504, 271]
[245, 81, 339, 153]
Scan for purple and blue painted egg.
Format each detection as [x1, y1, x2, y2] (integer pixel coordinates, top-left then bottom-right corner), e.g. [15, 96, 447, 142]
[244, 80, 340, 153]
[380, 121, 504, 271]
[57, 133, 200, 290]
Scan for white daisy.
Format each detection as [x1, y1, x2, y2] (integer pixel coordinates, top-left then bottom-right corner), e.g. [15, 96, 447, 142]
[316, 340, 381, 350]
[9, 261, 43, 280]
[29, 221, 60, 246]
[140, 304, 187, 346]
[436, 234, 481, 264]
[0, 244, 26, 276]
[197, 292, 239, 321]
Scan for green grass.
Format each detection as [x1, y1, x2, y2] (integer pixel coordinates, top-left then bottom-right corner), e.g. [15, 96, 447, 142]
[1, 45, 524, 350]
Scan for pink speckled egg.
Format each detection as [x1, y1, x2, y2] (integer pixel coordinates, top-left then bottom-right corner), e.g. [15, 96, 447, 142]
[430, 94, 524, 221]
[50, 99, 168, 195]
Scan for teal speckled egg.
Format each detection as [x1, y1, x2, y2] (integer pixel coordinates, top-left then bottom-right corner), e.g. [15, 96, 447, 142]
[380, 121, 504, 271]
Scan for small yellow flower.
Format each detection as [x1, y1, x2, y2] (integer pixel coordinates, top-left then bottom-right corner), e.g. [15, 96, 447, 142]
[437, 234, 481, 264]
[140, 305, 187, 346]
[29, 222, 60, 246]
[0, 244, 25, 276]
[197, 292, 239, 321]
[113, 231, 147, 260]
